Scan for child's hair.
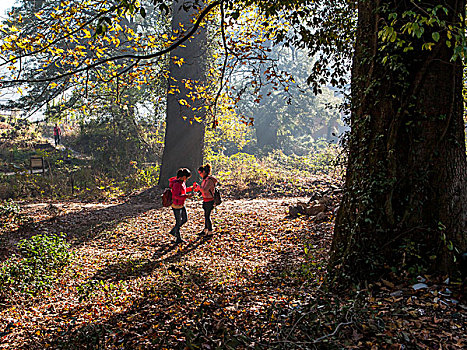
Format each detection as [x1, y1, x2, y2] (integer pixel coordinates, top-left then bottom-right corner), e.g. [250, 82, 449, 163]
[198, 163, 211, 175]
[176, 168, 191, 178]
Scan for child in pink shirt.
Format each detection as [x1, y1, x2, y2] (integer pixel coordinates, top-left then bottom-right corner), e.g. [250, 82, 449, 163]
[194, 164, 218, 235]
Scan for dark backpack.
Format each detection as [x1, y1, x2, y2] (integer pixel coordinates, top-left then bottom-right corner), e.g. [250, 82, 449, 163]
[213, 188, 222, 206]
[161, 188, 172, 207]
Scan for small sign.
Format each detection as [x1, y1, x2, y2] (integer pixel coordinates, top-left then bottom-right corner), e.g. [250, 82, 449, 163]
[30, 157, 44, 168]
[30, 157, 45, 174]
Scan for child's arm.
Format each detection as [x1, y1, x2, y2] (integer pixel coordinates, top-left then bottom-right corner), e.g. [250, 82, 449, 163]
[188, 182, 198, 192]
[180, 183, 194, 198]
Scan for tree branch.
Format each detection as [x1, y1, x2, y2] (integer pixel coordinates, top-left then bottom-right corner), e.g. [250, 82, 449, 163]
[0, 4, 121, 68]
[0, 1, 222, 86]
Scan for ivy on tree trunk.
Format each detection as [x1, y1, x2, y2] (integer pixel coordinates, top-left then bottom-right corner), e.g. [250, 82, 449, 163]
[330, 0, 467, 281]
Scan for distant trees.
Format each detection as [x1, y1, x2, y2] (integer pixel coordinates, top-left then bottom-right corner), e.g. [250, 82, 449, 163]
[238, 78, 341, 153]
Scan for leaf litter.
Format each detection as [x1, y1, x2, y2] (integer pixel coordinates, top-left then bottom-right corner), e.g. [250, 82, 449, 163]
[0, 175, 465, 349]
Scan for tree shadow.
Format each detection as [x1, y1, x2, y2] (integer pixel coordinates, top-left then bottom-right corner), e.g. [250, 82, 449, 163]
[0, 188, 163, 262]
[16, 228, 324, 350]
[89, 234, 215, 283]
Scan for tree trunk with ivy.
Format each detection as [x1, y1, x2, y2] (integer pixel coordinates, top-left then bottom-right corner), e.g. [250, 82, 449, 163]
[330, 0, 467, 281]
[159, 1, 207, 187]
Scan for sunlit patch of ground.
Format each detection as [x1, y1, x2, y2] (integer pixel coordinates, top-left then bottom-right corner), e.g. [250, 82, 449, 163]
[1, 195, 331, 349]
[1, 183, 465, 349]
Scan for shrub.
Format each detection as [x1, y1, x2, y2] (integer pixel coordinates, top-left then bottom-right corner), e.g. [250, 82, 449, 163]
[205, 143, 341, 192]
[124, 162, 160, 190]
[0, 233, 72, 298]
[206, 151, 277, 190]
[0, 199, 21, 223]
[0, 199, 31, 232]
[264, 146, 341, 175]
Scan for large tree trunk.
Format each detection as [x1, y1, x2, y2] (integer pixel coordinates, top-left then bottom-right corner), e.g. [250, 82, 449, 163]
[159, 1, 207, 187]
[330, 0, 467, 281]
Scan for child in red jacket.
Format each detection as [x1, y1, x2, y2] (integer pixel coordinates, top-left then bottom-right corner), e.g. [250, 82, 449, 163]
[169, 168, 195, 244]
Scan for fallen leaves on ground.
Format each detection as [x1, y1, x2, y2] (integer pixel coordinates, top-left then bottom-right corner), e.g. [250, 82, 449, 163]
[0, 176, 465, 349]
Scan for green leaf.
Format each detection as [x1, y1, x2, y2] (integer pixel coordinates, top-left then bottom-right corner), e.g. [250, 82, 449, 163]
[432, 32, 440, 42]
[140, 6, 146, 18]
[447, 241, 453, 251]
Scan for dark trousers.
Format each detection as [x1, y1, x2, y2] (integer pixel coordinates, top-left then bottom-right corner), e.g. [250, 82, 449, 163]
[170, 207, 187, 239]
[203, 200, 214, 231]
[54, 135, 60, 146]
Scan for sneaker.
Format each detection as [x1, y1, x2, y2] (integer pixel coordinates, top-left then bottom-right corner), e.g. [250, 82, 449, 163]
[198, 229, 208, 236]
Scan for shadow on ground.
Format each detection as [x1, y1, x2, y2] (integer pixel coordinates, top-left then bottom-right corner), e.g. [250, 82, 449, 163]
[0, 187, 163, 261]
[90, 234, 215, 283]
[17, 227, 324, 350]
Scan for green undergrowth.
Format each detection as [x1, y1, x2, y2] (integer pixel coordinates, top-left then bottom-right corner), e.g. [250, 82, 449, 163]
[206, 144, 342, 197]
[0, 233, 73, 299]
[0, 200, 32, 232]
[1, 139, 340, 201]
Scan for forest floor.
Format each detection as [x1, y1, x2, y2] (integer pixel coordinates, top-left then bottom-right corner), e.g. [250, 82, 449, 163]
[0, 175, 466, 349]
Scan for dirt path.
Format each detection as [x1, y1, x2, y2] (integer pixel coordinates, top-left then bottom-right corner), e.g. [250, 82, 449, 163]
[2, 195, 465, 349]
[0, 196, 333, 349]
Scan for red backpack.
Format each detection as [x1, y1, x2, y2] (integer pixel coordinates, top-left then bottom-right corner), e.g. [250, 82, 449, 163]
[161, 188, 172, 207]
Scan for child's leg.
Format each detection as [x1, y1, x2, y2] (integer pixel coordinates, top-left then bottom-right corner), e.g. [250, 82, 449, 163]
[180, 207, 188, 227]
[170, 208, 182, 236]
[203, 201, 214, 231]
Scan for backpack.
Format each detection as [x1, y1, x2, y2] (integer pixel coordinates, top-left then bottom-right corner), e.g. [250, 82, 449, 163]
[161, 188, 172, 207]
[213, 188, 222, 206]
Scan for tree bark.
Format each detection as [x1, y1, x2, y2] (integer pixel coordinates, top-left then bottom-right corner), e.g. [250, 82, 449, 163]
[330, 0, 467, 281]
[159, 1, 207, 187]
